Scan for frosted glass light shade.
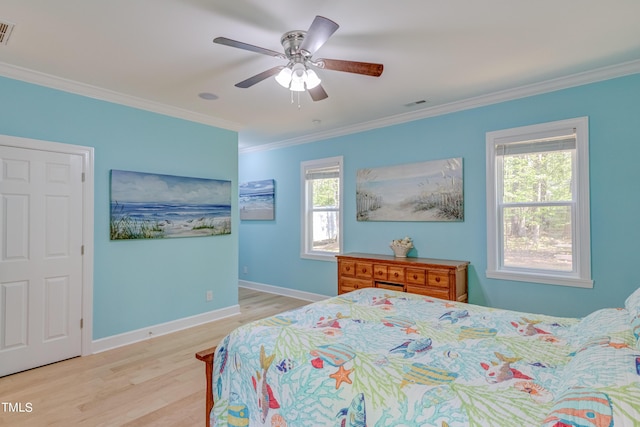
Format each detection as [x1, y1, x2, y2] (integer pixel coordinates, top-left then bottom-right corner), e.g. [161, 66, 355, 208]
[289, 77, 305, 92]
[275, 67, 292, 88]
[274, 63, 321, 91]
[305, 69, 321, 89]
[290, 63, 306, 91]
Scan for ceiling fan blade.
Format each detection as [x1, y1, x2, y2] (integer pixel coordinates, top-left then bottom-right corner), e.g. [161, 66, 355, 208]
[316, 58, 384, 77]
[299, 16, 339, 55]
[214, 37, 285, 58]
[235, 66, 284, 88]
[308, 84, 328, 101]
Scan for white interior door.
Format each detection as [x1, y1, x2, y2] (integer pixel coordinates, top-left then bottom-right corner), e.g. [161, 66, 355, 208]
[0, 145, 84, 376]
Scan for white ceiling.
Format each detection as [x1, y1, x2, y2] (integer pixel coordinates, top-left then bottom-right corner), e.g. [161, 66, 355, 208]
[2, 1, 640, 151]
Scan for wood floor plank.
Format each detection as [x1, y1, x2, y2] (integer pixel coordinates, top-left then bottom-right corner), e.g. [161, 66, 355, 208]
[0, 288, 310, 426]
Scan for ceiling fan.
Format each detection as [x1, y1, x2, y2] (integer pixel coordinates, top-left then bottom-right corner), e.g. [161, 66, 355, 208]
[213, 16, 384, 101]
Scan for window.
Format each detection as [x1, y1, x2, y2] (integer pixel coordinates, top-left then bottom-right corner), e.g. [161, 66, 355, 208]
[486, 117, 592, 288]
[301, 156, 343, 260]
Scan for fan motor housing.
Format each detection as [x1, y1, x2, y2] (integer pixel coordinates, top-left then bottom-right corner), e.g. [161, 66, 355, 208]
[281, 30, 307, 60]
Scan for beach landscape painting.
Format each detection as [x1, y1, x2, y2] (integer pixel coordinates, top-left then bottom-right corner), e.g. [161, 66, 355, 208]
[239, 179, 275, 220]
[110, 170, 231, 240]
[357, 157, 463, 222]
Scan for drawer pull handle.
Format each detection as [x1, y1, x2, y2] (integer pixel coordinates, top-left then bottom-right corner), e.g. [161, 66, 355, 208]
[413, 274, 418, 279]
[346, 267, 351, 271]
[362, 268, 367, 273]
[435, 277, 441, 282]
[394, 273, 399, 277]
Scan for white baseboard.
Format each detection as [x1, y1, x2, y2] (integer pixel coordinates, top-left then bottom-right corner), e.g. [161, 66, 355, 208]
[91, 304, 240, 354]
[239, 280, 329, 303]
[91, 282, 327, 354]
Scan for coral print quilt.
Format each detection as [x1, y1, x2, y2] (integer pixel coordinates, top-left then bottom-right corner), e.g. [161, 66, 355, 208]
[210, 288, 640, 426]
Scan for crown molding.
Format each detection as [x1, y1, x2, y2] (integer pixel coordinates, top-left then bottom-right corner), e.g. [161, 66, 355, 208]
[240, 59, 640, 154]
[0, 61, 242, 131]
[2, 58, 638, 153]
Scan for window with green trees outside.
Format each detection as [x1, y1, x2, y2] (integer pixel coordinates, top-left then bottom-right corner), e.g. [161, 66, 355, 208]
[486, 117, 592, 288]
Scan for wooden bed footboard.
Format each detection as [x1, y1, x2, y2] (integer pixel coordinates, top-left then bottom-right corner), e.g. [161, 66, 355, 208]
[195, 346, 216, 427]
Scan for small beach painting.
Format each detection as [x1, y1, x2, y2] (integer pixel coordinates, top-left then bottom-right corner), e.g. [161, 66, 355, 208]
[239, 179, 275, 220]
[110, 170, 231, 240]
[357, 157, 463, 222]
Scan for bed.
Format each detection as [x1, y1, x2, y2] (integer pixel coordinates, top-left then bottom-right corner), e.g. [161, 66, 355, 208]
[196, 287, 640, 426]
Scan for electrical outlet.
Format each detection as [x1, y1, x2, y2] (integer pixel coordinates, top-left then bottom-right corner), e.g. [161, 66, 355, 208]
[206, 290, 213, 301]
[243, 266, 248, 274]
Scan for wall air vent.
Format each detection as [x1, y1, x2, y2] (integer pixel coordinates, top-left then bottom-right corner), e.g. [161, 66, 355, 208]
[0, 20, 16, 46]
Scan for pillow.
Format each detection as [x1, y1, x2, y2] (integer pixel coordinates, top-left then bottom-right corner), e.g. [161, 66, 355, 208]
[625, 286, 640, 348]
[569, 308, 634, 352]
[560, 343, 637, 389]
[632, 313, 640, 347]
[574, 308, 630, 336]
[624, 286, 640, 315]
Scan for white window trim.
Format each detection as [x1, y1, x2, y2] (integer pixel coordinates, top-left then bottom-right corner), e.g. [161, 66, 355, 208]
[300, 156, 343, 261]
[486, 117, 593, 288]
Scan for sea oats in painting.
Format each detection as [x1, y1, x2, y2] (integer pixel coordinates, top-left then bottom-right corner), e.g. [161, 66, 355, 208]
[110, 170, 231, 239]
[357, 158, 463, 222]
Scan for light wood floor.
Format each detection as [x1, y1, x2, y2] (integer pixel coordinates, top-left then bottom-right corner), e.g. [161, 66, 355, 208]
[0, 288, 310, 427]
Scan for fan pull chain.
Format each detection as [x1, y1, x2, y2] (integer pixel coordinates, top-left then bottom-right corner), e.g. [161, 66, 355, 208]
[289, 90, 302, 109]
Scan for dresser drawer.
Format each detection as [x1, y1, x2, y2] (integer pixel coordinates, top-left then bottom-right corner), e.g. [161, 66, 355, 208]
[428, 270, 450, 288]
[377, 282, 405, 292]
[406, 268, 426, 285]
[373, 264, 388, 280]
[341, 277, 373, 292]
[388, 266, 405, 283]
[340, 261, 356, 277]
[355, 262, 373, 279]
[407, 286, 449, 300]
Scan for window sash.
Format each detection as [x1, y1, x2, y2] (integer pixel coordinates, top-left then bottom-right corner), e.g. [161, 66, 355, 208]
[301, 157, 343, 260]
[496, 147, 576, 207]
[497, 202, 576, 273]
[486, 117, 592, 288]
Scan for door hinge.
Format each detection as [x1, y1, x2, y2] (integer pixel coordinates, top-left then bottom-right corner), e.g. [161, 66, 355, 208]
[81, 172, 85, 182]
[80, 318, 84, 329]
[81, 245, 84, 255]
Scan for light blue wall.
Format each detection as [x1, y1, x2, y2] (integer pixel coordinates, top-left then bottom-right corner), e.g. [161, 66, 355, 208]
[0, 76, 239, 340]
[239, 73, 640, 318]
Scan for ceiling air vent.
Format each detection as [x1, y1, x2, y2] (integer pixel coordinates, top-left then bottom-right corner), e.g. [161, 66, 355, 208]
[404, 99, 428, 108]
[0, 20, 16, 46]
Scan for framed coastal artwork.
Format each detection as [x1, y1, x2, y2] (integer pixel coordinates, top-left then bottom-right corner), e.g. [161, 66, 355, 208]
[239, 179, 275, 220]
[110, 170, 231, 240]
[356, 157, 463, 222]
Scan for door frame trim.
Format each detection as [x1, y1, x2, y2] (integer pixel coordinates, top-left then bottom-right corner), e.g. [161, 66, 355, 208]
[1, 134, 94, 356]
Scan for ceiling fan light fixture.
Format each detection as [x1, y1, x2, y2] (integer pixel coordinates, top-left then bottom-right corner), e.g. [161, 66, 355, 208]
[289, 63, 307, 92]
[275, 66, 293, 88]
[275, 62, 321, 92]
[304, 69, 321, 89]
[215, 15, 383, 102]
[289, 77, 306, 92]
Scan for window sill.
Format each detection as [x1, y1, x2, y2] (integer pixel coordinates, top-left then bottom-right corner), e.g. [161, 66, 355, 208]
[300, 252, 339, 262]
[486, 269, 593, 288]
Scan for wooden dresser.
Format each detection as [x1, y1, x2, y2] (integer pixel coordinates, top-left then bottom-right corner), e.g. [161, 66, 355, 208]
[336, 253, 469, 302]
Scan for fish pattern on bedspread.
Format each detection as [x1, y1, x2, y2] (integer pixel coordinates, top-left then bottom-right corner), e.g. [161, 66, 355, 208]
[211, 288, 640, 426]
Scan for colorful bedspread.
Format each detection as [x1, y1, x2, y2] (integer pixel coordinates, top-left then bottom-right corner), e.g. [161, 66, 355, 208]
[211, 288, 640, 426]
